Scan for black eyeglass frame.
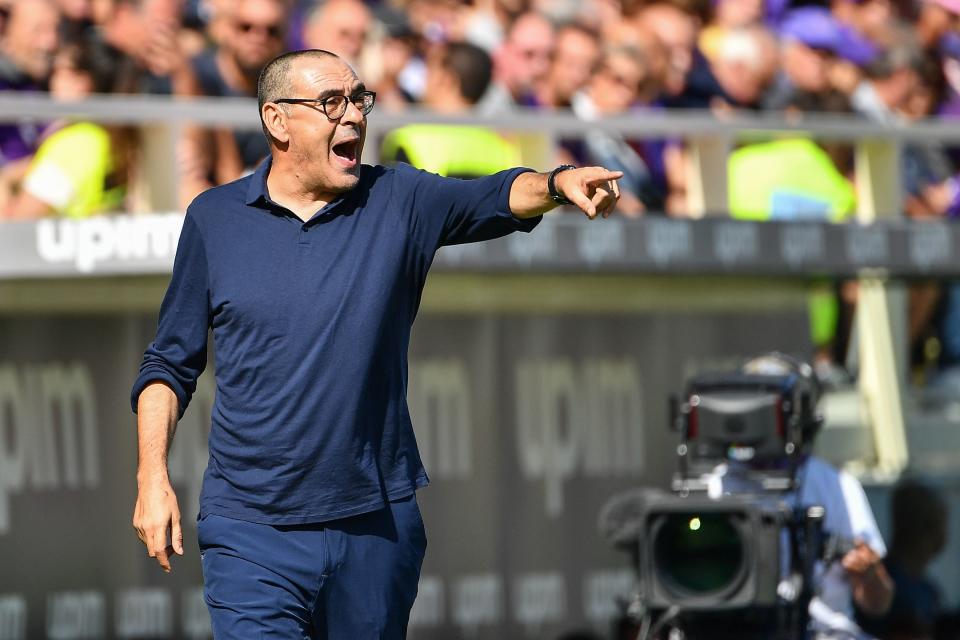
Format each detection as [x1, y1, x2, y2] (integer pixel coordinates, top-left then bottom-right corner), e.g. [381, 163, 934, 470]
[274, 91, 377, 120]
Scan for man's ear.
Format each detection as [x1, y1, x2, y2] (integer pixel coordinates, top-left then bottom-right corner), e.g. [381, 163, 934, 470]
[262, 102, 289, 144]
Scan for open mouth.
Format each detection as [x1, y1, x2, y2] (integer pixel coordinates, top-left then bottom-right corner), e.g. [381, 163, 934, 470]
[332, 139, 359, 168]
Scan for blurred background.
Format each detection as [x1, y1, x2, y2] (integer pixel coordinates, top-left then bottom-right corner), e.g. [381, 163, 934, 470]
[3, 0, 960, 638]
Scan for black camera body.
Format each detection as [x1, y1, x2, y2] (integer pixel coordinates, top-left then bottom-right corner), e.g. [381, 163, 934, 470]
[600, 354, 829, 639]
[638, 491, 786, 611]
[672, 359, 823, 492]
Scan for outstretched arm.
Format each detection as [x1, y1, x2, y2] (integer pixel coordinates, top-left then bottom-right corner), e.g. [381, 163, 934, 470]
[509, 166, 623, 219]
[132, 381, 184, 573]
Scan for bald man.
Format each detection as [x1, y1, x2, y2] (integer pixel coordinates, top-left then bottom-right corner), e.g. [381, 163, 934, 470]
[132, 49, 622, 638]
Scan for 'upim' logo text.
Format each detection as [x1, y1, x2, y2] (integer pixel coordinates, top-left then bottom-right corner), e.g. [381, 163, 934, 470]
[516, 358, 645, 517]
[36, 214, 183, 273]
[0, 363, 99, 534]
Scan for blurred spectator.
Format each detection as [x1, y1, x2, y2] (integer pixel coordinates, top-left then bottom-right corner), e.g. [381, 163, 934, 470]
[698, 0, 765, 63]
[728, 139, 855, 222]
[1, 34, 139, 219]
[607, 20, 669, 102]
[0, 0, 60, 211]
[681, 24, 778, 110]
[421, 40, 494, 113]
[301, 0, 372, 67]
[381, 41, 521, 177]
[57, 0, 94, 40]
[365, 7, 418, 112]
[729, 91, 856, 221]
[177, 0, 289, 206]
[852, 32, 927, 121]
[0, 0, 60, 162]
[406, 0, 464, 45]
[567, 45, 664, 214]
[481, 11, 555, 112]
[765, 7, 878, 110]
[534, 22, 600, 109]
[831, 0, 910, 47]
[713, 26, 778, 108]
[202, 0, 238, 47]
[634, 2, 699, 101]
[91, 0, 195, 94]
[916, 0, 960, 51]
[850, 33, 956, 219]
[858, 479, 949, 640]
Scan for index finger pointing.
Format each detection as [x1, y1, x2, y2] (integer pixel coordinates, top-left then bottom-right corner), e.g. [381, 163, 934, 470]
[583, 169, 624, 184]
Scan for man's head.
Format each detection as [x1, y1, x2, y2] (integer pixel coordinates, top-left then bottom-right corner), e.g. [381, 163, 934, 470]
[863, 33, 927, 110]
[1, 0, 60, 82]
[424, 41, 493, 112]
[226, 0, 289, 78]
[635, 3, 698, 96]
[495, 11, 555, 99]
[711, 26, 778, 106]
[543, 23, 600, 107]
[259, 50, 369, 196]
[302, 0, 372, 66]
[587, 46, 647, 114]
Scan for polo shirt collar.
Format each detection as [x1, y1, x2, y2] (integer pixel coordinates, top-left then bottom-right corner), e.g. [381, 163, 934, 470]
[244, 156, 356, 217]
[245, 156, 274, 208]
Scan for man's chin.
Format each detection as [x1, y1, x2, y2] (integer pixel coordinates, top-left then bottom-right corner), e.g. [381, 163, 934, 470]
[331, 171, 361, 192]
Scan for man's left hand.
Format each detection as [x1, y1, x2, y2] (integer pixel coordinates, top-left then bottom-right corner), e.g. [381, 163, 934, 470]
[843, 540, 894, 616]
[555, 167, 623, 219]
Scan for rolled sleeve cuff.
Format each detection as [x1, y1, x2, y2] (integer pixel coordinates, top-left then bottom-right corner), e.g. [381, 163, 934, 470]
[499, 167, 542, 232]
[130, 368, 188, 419]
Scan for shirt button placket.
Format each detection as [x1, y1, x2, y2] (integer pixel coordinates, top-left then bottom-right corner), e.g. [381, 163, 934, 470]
[299, 223, 312, 246]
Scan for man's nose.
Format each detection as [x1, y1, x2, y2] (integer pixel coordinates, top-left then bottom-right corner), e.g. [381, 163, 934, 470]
[340, 98, 364, 125]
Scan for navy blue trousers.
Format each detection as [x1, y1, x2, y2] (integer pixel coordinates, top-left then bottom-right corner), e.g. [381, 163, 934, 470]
[197, 493, 427, 639]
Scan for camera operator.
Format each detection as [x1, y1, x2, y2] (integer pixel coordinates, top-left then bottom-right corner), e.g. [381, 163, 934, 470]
[707, 353, 894, 639]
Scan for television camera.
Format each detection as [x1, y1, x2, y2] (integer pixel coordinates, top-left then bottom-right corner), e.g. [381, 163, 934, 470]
[599, 354, 848, 640]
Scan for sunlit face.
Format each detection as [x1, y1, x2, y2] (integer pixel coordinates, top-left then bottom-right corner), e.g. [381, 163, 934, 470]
[280, 57, 368, 196]
[594, 52, 643, 113]
[230, 0, 287, 74]
[504, 15, 555, 93]
[305, 1, 371, 63]
[784, 42, 832, 92]
[549, 28, 600, 103]
[4, 0, 60, 81]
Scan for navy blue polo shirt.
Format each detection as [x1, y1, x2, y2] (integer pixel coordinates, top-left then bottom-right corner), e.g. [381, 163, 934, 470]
[131, 159, 539, 524]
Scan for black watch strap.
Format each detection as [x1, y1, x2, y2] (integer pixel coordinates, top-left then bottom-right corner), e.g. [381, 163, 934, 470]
[548, 164, 576, 205]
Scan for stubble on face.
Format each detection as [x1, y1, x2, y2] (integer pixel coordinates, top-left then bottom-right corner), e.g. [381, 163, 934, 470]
[284, 57, 368, 198]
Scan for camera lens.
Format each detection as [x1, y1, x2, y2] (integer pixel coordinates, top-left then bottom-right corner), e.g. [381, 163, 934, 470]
[652, 512, 745, 596]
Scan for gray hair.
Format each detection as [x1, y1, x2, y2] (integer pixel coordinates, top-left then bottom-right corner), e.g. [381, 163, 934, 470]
[257, 49, 339, 141]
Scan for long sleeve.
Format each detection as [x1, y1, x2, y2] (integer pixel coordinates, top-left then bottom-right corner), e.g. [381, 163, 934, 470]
[130, 213, 211, 418]
[395, 164, 541, 253]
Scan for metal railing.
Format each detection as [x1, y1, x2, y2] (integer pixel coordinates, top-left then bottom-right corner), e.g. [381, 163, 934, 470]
[4, 92, 959, 477]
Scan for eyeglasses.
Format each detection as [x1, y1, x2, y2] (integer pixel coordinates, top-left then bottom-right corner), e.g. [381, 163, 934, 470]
[275, 91, 377, 120]
[236, 20, 284, 40]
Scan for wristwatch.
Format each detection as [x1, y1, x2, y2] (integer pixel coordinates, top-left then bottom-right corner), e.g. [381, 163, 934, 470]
[548, 164, 576, 205]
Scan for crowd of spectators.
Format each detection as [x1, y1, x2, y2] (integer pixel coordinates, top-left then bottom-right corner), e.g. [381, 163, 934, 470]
[0, 0, 958, 218]
[0, 4, 958, 638]
[4, 0, 960, 375]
